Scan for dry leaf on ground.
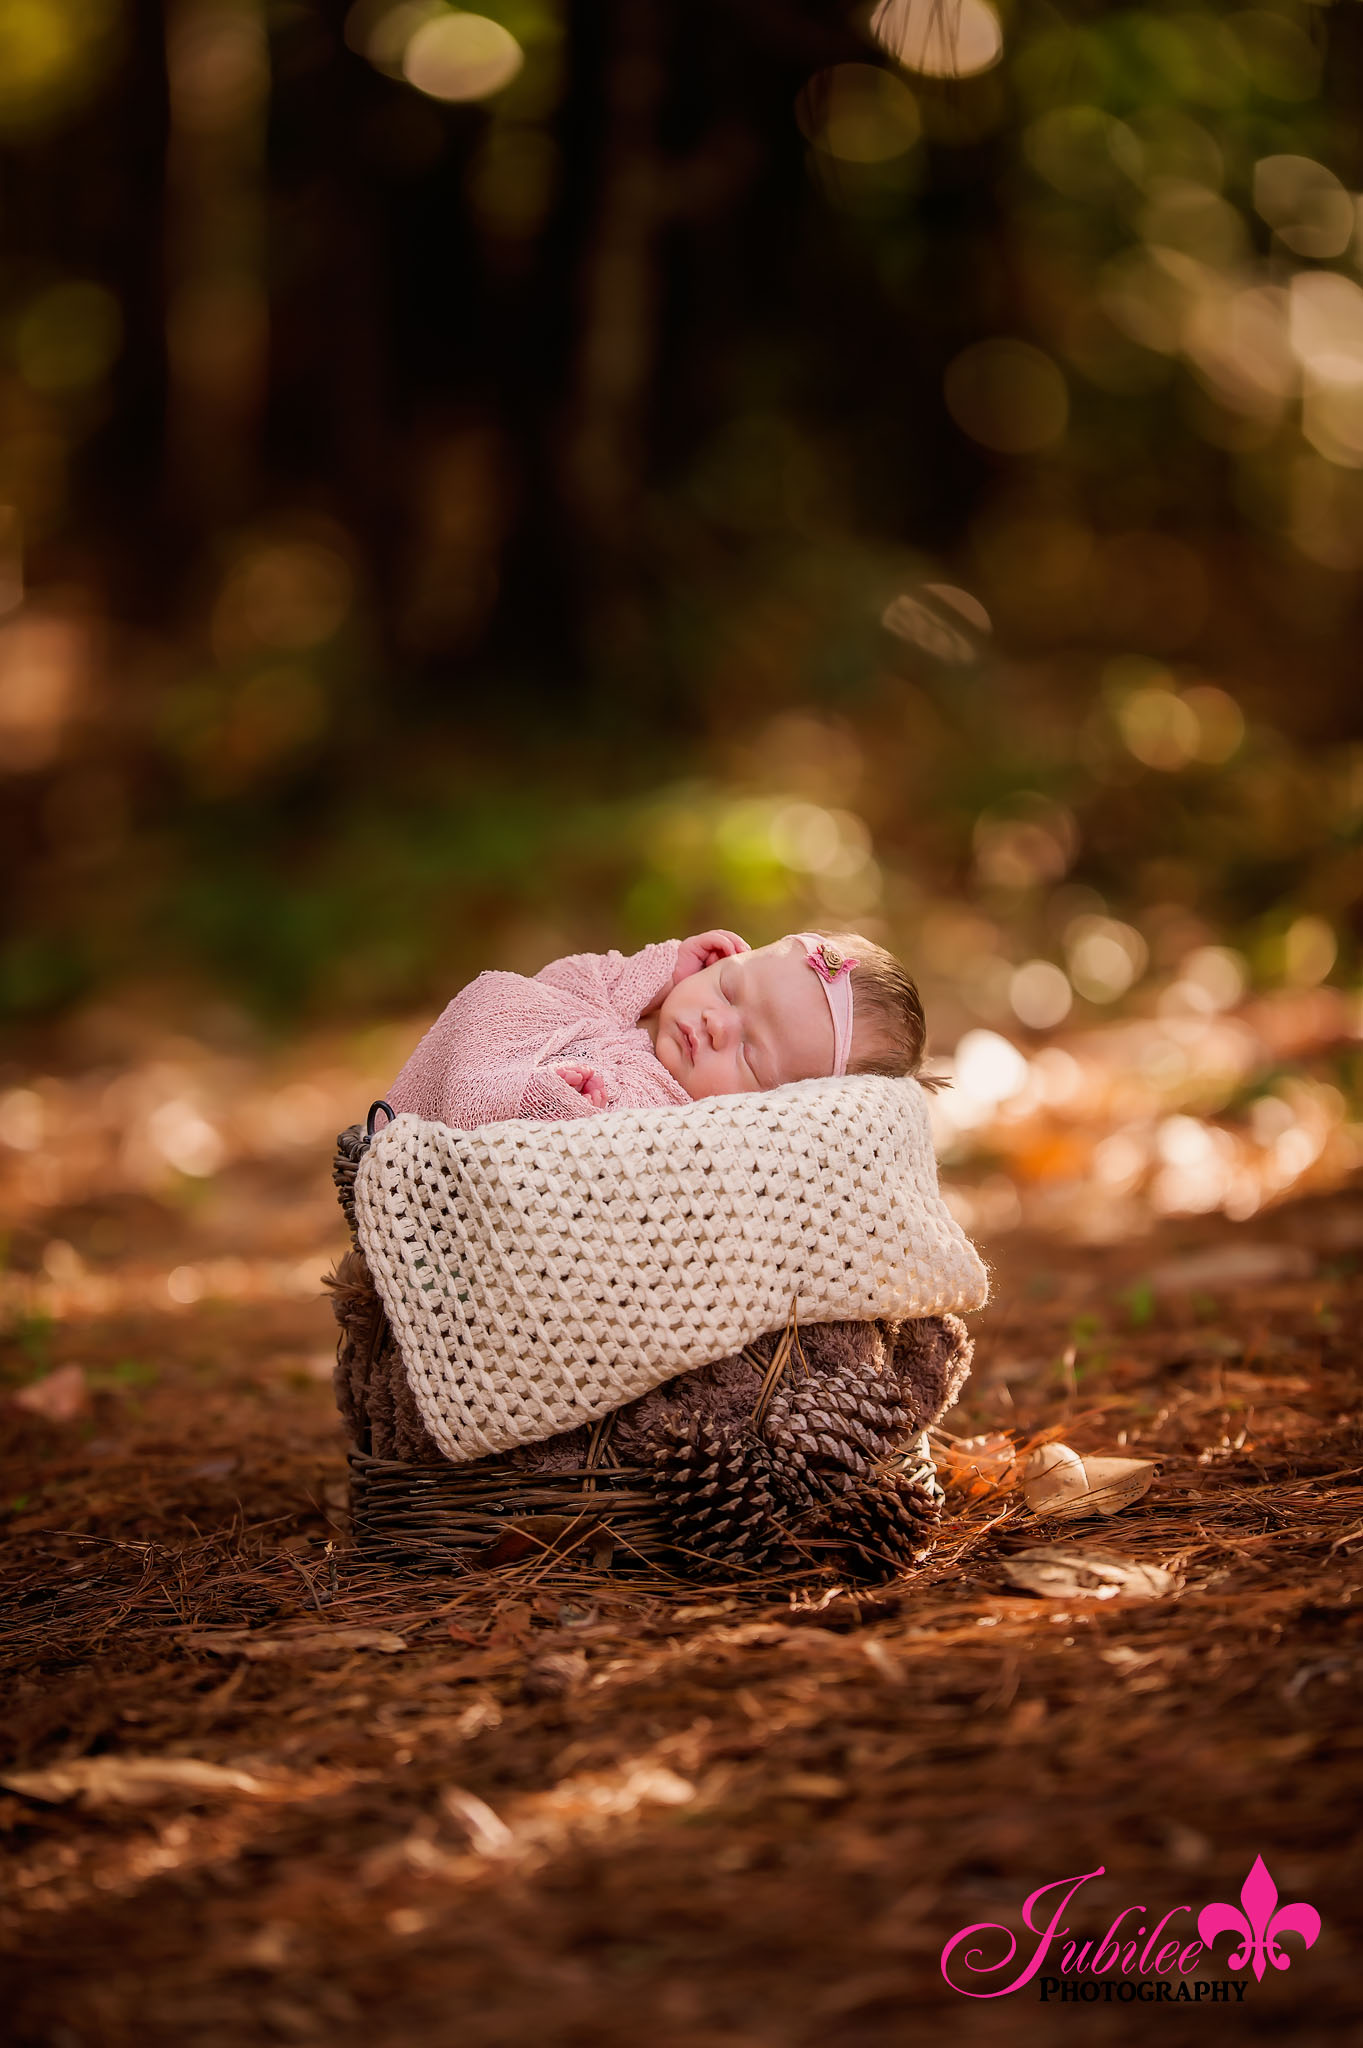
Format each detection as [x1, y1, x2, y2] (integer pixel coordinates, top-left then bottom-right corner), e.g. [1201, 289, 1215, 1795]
[11, 1365, 89, 1421]
[440, 1784, 517, 1857]
[997, 1547, 1179, 1601]
[931, 1430, 1017, 1495]
[182, 1627, 406, 1658]
[2, 1756, 282, 1806]
[1023, 1443, 1156, 1519]
[521, 1649, 590, 1699]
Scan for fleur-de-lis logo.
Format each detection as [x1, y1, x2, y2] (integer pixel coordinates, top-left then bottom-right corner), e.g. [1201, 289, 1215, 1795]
[1197, 1855, 1321, 1980]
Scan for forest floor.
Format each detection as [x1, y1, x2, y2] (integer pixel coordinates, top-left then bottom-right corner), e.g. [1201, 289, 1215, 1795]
[1, 1012, 1361, 2046]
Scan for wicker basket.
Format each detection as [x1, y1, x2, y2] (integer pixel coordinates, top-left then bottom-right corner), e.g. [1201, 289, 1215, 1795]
[346, 1449, 675, 1573]
[334, 1112, 697, 1575]
[331, 1110, 951, 1582]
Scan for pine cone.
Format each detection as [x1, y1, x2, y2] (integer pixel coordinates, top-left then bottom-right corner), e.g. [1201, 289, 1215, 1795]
[654, 1417, 787, 1570]
[763, 1361, 911, 1502]
[811, 1466, 943, 1582]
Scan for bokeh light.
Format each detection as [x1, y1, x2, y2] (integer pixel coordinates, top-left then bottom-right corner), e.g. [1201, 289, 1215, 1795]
[1010, 959, 1072, 1031]
[403, 11, 524, 102]
[211, 540, 353, 659]
[15, 282, 122, 396]
[1183, 283, 1296, 421]
[944, 339, 1068, 454]
[1024, 105, 1139, 199]
[1115, 681, 1201, 770]
[869, 0, 1003, 80]
[768, 802, 871, 879]
[1138, 181, 1247, 268]
[1282, 915, 1337, 989]
[1066, 916, 1148, 1004]
[1098, 247, 1188, 358]
[795, 64, 920, 164]
[953, 1028, 1029, 1108]
[1173, 945, 1248, 1014]
[974, 795, 1077, 890]
[346, 0, 445, 78]
[0, 612, 87, 772]
[148, 1098, 225, 1178]
[1182, 685, 1245, 763]
[1150, 1113, 1236, 1216]
[881, 582, 990, 662]
[1231, 7, 1320, 104]
[0, 0, 119, 137]
[1254, 155, 1355, 260]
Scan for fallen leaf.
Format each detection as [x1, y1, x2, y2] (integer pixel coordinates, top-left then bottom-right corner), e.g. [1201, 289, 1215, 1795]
[521, 1649, 589, 1700]
[541, 1764, 696, 1819]
[2, 1756, 279, 1806]
[182, 1627, 406, 1659]
[12, 1365, 88, 1422]
[487, 1601, 535, 1648]
[440, 1783, 516, 1857]
[998, 1546, 1179, 1601]
[1022, 1441, 1085, 1510]
[933, 1430, 1017, 1496]
[1023, 1443, 1157, 1519]
[1099, 1646, 1163, 1671]
[483, 1517, 581, 1567]
[861, 1639, 903, 1684]
[777, 1773, 848, 1801]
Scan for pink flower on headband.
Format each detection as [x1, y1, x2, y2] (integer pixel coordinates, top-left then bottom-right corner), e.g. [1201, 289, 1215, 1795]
[794, 933, 858, 1076]
[805, 940, 858, 985]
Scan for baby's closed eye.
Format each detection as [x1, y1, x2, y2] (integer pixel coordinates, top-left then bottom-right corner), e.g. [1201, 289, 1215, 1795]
[718, 966, 764, 1082]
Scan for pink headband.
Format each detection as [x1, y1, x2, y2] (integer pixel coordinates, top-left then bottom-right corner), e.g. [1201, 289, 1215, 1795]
[794, 932, 859, 1077]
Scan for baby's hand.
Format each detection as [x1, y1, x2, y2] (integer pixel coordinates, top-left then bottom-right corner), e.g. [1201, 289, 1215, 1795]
[673, 928, 749, 984]
[556, 1063, 610, 1110]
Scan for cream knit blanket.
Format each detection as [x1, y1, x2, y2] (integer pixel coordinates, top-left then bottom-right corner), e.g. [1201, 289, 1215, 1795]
[354, 1076, 989, 1466]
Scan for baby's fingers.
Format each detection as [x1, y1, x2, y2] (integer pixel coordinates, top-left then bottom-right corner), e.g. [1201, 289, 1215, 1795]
[692, 928, 749, 963]
[557, 1063, 609, 1107]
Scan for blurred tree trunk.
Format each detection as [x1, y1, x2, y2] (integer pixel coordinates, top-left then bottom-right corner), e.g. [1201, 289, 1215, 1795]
[555, 0, 667, 684]
[163, 0, 271, 528]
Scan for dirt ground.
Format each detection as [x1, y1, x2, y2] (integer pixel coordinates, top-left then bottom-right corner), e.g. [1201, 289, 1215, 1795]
[2, 1047, 1362, 2045]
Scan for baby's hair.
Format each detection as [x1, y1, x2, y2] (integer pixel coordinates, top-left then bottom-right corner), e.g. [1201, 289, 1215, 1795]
[813, 930, 945, 1091]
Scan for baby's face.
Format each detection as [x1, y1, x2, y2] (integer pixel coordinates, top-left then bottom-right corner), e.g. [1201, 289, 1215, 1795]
[651, 938, 838, 1100]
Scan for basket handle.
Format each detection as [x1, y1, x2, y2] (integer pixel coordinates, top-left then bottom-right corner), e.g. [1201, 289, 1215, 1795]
[367, 1100, 396, 1138]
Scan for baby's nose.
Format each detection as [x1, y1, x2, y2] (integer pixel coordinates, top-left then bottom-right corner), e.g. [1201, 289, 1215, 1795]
[705, 1006, 735, 1048]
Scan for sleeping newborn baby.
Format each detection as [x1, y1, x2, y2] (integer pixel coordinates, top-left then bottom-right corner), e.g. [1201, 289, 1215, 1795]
[349, 927, 963, 1578]
[385, 928, 930, 1129]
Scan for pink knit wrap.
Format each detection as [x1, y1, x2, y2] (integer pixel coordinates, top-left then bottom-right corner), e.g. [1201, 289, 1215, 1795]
[386, 940, 690, 1130]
